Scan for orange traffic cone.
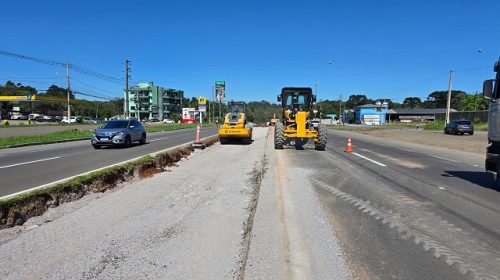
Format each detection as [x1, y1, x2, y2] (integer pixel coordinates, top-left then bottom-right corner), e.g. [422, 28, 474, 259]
[345, 138, 353, 152]
[193, 125, 205, 149]
[195, 125, 201, 142]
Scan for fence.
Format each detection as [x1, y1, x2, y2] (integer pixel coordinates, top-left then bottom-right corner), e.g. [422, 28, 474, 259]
[434, 111, 488, 123]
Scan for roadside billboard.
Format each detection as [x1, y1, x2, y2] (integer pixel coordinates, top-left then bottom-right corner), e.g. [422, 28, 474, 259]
[215, 81, 225, 102]
[182, 108, 196, 123]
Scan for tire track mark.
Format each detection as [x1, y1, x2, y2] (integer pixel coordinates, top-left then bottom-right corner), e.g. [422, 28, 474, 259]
[312, 178, 500, 280]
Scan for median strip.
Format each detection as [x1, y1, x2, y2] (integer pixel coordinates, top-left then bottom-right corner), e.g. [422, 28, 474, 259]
[0, 135, 219, 230]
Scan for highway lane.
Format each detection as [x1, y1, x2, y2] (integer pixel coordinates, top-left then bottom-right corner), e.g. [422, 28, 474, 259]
[283, 129, 500, 279]
[0, 126, 218, 197]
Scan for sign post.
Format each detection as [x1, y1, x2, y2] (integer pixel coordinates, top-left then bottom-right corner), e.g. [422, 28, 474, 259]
[198, 96, 207, 126]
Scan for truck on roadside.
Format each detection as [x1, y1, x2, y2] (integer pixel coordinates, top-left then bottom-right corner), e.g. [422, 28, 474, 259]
[483, 58, 500, 180]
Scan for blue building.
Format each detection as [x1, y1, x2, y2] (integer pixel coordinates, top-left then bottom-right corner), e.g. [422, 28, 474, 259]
[355, 102, 388, 125]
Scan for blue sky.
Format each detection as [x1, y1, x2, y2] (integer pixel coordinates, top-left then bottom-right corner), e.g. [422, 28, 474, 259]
[0, 0, 499, 103]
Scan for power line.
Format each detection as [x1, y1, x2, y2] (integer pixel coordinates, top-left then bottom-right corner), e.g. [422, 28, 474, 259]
[388, 71, 449, 96]
[0, 78, 60, 85]
[72, 86, 116, 99]
[0, 75, 62, 80]
[454, 65, 491, 72]
[0, 50, 123, 84]
[71, 64, 123, 84]
[71, 77, 119, 96]
[72, 90, 113, 100]
[0, 50, 65, 67]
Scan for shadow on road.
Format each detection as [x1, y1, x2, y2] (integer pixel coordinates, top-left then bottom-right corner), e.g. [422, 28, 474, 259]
[443, 171, 500, 192]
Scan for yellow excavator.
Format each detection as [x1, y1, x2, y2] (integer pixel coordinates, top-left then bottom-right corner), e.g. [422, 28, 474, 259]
[218, 101, 252, 144]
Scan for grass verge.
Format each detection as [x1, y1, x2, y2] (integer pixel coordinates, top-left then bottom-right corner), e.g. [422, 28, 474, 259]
[0, 129, 93, 148]
[0, 123, 213, 149]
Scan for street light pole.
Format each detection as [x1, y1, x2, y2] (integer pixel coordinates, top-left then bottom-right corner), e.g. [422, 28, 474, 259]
[211, 85, 215, 123]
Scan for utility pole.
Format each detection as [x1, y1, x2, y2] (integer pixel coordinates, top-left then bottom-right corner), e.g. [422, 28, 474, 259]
[66, 63, 71, 122]
[339, 94, 343, 124]
[474, 90, 479, 111]
[125, 59, 131, 118]
[208, 87, 211, 124]
[445, 68, 454, 124]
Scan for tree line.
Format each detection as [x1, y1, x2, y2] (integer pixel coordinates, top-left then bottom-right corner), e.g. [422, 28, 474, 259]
[0, 81, 488, 123]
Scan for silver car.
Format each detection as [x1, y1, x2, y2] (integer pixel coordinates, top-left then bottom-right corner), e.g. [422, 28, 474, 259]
[91, 119, 146, 149]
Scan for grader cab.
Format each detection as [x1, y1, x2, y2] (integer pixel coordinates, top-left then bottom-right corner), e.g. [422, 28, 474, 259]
[274, 87, 327, 150]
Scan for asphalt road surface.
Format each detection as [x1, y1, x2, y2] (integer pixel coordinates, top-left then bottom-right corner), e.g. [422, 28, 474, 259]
[1, 127, 499, 279]
[308, 129, 500, 280]
[0, 126, 218, 198]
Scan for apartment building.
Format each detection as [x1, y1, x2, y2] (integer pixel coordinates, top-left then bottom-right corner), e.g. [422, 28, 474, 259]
[125, 82, 183, 121]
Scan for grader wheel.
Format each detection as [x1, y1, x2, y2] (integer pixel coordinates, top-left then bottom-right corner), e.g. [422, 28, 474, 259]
[274, 122, 285, 149]
[315, 124, 327, 151]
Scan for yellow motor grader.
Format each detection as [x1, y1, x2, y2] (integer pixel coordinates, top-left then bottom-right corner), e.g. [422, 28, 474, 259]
[218, 101, 252, 144]
[274, 87, 326, 150]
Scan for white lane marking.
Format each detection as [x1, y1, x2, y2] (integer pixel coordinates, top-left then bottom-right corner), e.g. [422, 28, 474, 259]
[360, 148, 388, 158]
[149, 137, 169, 142]
[401, 148, 413, 152]
[352, 152, 387, 167]
[0, 156, 61, 169]
[0, 155, 6, 158]
[0, 135, 217, 200]
[29, 149, 50, 153]
[431, 155, 460, 163]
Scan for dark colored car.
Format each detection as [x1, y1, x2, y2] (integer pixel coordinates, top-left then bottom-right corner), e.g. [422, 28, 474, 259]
[91, 119, 146, 149]
[444, 119, 474, 135]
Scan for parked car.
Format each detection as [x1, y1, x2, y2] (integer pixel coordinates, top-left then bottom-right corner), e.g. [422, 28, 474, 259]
[163, 119, 175, 124]
[29, 113, 43, 120]
[33, 115, 55, 122]
[82, 117, 97, 124]
[444, 119, 474, 135]
[91, 119, 146, 149]
[10, 113, 28, 120]
[61, 116, 77, 123]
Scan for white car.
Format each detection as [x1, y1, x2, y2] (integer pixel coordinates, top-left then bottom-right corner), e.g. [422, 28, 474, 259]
[61, 117, 77, 123]
[163, 119, 175, 124]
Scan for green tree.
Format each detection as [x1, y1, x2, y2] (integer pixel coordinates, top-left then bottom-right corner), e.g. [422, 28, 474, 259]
[43, 85, 74, 99]
[423, 90, 466, 110]
[0, 81, 37, 96]
[402, 97, 423, 109]
[461, 93, 487, 111]
[246, 100, 281, 124]
[345, 94, 373, 109]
